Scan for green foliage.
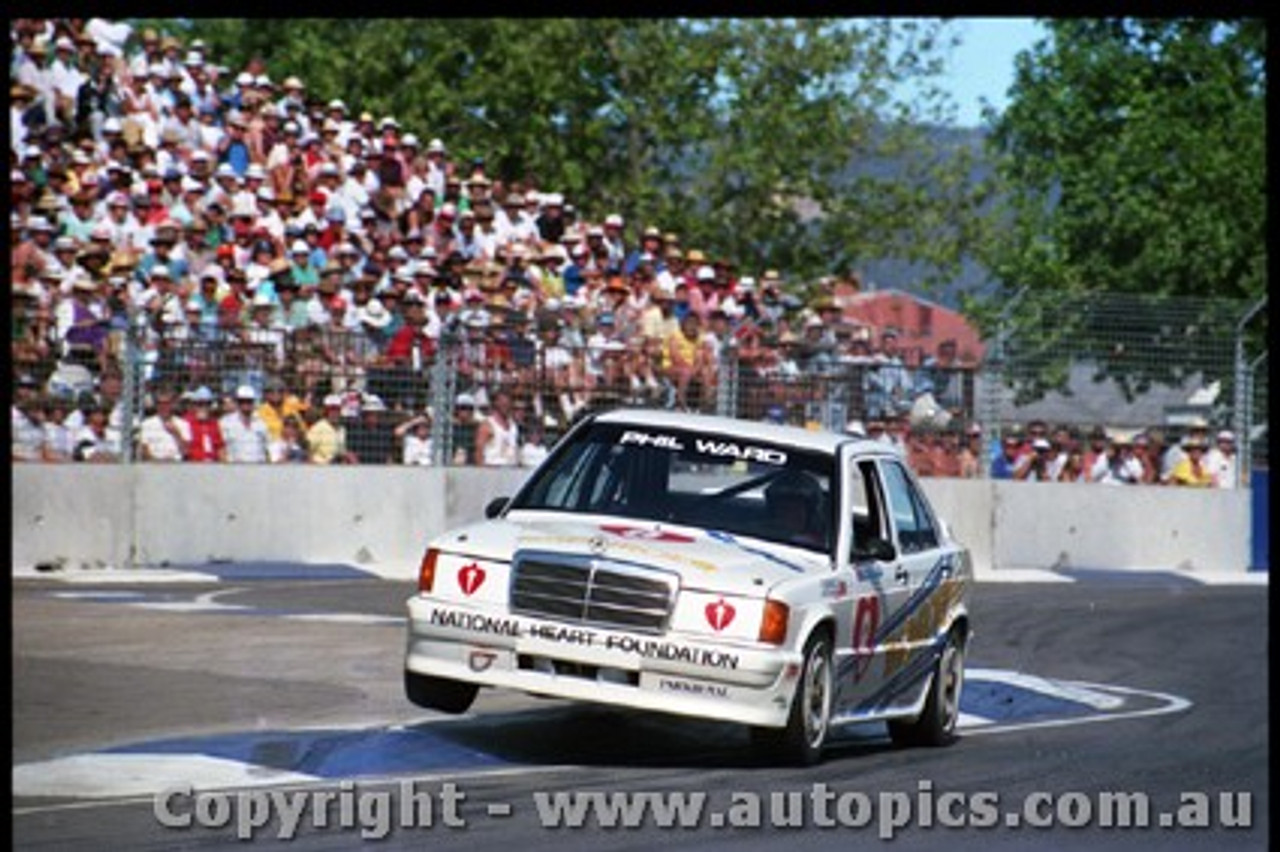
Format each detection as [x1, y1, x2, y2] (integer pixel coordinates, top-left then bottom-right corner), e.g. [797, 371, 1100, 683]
[974, 18, 1265, 404]
[137, 18, 983, 289]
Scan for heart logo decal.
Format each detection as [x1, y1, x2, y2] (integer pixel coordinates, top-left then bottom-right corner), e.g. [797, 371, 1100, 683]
[458, 563, 486, 596]
[705, 598, 736, 632]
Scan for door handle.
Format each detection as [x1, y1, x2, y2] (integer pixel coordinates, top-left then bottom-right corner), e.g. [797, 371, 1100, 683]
[894, 565, 909, 585]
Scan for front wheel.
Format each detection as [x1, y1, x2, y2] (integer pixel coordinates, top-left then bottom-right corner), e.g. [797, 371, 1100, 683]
[751, 631, 833, 766]
[404, 670, 478, 714]
[888, 629, 965, 748]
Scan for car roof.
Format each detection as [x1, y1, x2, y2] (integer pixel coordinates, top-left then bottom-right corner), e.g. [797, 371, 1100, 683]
[592, 408, 890, 458]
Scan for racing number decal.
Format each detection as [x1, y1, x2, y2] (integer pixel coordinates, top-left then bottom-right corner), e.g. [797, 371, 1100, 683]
[851, 595, 880, 682]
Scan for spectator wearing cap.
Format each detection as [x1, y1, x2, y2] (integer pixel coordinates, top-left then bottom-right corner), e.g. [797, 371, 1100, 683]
[534, 193, 567, 244]
[182, 386, 225, 462]
[220, 384, 271, 463]
[286, 238, 320, 289]
[1014, 435, 1058, 482]
[72, 402, 121, 463]
[254, 378, 307, 445]
[1205, 430, 1240, 489]
[663, 312, 715, 412]
[1090, 431, 1144, 485]
[599, 212, 624, 266]
[138, 385, 191, 462]
[346, 394, 398, 464]
[136, 220, 189, 285]
[865, 327, 913, 419]
[449, 393, 479, 465]
[268, 414, 310, 464]
[623, 226, 664, 277]
[990, 433, 1025, 480]
[48, 35, 86, 124]
[394, 409, 435, 466]
[956, 424, 984, 479]
[385, 290, 437, 371]
[306, 394, 354, 465]
[1169, 433, 1215, 487]
[216, 109, 252, 176]
[307, 261, 351, 326]
[1080, 426, 1110, 480]
[55, 274, 110, 373]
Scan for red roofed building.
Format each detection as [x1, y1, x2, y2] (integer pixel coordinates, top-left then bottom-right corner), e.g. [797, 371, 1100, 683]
[832, 285, 985, 366]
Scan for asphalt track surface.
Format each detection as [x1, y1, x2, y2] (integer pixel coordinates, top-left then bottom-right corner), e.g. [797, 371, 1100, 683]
[11, 569, 1269, 851]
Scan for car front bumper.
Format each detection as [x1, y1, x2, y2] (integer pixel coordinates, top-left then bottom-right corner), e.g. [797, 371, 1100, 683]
[405, 596, 803, 728]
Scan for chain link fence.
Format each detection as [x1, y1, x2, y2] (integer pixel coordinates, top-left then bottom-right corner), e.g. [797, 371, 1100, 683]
[10, 289, 1265, 485]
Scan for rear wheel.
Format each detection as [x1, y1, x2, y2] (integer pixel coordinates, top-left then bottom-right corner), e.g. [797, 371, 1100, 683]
[888, 629, 965, 748]
[751, 631, 832, 766]
[404, 670, 478, 714]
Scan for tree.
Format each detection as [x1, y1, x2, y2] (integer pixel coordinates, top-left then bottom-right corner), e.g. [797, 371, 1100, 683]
[969, 19, 1266, 405]
[141, 18, 985, 288]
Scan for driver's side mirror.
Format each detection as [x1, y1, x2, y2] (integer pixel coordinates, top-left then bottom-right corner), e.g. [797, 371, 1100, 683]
[485, 497, 509, 519]
[852, 536, 896, 563]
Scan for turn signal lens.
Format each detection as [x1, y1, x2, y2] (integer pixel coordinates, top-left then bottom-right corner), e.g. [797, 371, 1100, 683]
[758, 600, 790, 645]
[418, 548, 440, 593]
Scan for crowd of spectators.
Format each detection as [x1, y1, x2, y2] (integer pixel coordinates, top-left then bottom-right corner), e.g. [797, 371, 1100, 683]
[8, 19, 1241, 487]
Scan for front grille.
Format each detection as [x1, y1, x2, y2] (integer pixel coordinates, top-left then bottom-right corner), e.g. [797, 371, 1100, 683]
[510, 555, 676, 633]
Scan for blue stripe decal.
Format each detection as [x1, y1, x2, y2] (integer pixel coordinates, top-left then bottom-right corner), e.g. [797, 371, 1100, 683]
[704, 530, 807, 573]
[853, 632, 947, 713]
[870, 555, 952, 645]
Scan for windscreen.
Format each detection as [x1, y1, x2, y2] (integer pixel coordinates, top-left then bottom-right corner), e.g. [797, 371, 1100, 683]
[510, 422, 836, 553]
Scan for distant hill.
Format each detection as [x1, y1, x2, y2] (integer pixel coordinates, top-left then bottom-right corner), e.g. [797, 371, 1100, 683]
[844, 123, 999, 310]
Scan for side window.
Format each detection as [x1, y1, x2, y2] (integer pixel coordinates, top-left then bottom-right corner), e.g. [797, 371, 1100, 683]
[850, 459, 888, 555]
[880, 460, 939, 553]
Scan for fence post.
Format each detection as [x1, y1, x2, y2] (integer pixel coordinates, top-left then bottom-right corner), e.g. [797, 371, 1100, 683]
[716, 340, 739, 418]
[1234, 296, 1266, 485]
[119, 305, 143, 465]
[979, 288, 1027, 479]
[429, 332, 455, 466]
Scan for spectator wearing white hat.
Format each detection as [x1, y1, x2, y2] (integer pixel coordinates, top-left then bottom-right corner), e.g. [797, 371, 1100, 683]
[49, 36, 86, 124]
[220, 384, 271, 463]
[602, 213, 627, 268]
[395, 410, 435, 466]
[306, 394, 354, 465]
[1206, 430, 1240, 489]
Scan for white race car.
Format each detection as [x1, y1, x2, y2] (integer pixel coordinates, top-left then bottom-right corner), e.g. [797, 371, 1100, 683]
[405, 409, 973, 764]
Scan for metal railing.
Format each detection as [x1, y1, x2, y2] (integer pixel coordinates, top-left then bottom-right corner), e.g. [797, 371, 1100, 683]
[10, 291, 1264, 483]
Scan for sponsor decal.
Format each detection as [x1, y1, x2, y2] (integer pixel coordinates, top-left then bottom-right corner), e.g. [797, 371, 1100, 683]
[820, 578, 849, 598]
[428, 608, 521, 636]
[426, 606, 740, 669]
[619, 430, 686, 450]
[600, 524, 696, 543]
[522, 535, 719, 573]
[457, 563, 486, 596]
[468, 649, 497, 672]
[526, 623, 596, 646]
[691, 438, 787, 466]
[705, 597, 736, 632]
[657, 677, 729, 698]
[617, 430, 788, 465]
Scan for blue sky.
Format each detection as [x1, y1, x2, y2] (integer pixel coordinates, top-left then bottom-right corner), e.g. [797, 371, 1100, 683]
[926, 18, 1047, 127]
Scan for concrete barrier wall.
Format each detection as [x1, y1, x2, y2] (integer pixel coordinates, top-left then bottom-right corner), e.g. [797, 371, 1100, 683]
[12, 467, 1253, 578]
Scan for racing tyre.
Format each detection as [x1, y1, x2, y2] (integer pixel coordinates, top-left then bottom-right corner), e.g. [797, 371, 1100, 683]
[888, 628, 965, 748]
[404, 670, 478, 714]
[751, 631, 833, 766]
